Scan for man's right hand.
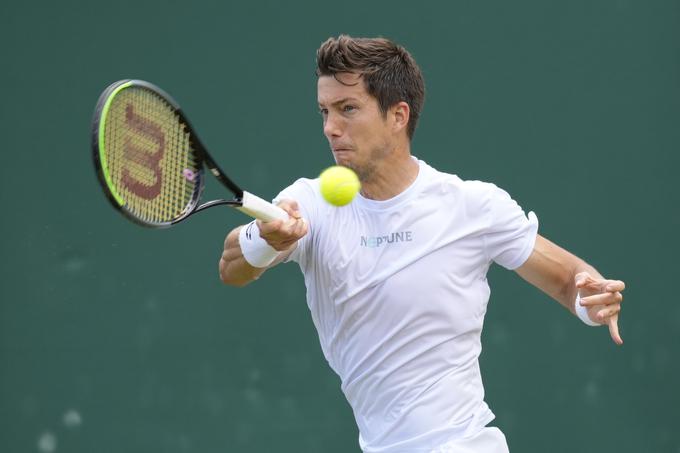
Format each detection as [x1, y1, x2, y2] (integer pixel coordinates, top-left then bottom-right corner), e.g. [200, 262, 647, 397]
[257, 199, 308, 252]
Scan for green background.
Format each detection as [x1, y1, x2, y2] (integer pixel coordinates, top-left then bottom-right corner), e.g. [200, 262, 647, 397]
[1, 1, 678, 452]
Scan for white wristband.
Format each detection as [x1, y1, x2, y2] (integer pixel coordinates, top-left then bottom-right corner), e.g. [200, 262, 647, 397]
[575, 292, 600, 326]
[238, 221, 280, 268]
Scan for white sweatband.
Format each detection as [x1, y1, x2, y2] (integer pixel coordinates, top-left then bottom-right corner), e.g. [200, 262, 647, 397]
[238, 221, 280, 268]
[575, 292, 600, 326]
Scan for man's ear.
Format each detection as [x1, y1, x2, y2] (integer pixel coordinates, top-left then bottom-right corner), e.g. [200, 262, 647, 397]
[391, 101, 410, 134]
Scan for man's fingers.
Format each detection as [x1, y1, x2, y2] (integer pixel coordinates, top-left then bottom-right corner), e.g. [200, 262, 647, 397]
[607, 315, 623, 345]
[596, 305, 621, 321]
[276, 199, 301, 219]
[580, 291, 623, 306]
[575, 273, 626, 294]
[258, 218, 283, 235]
[574, 272, 593, 287]
[271, 221, 307, 251]
[259, 216, 308, 250]
[283, 218, 306, 239]
[282, 217, 306, 236]
[604, 280, 626, 292]
[260, 216, 301, 236]
[294, 218, 308, 238]
[575, 273, 603, 291]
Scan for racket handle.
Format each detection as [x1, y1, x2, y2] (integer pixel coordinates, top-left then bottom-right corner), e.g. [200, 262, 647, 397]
[237, 191, 289, 222]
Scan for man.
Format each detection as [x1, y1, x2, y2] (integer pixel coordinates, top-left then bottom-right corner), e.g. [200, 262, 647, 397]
[219, 35, 625, 453]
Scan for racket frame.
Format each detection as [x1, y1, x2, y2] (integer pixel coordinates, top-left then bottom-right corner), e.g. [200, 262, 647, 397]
[92, 79, 281, 229]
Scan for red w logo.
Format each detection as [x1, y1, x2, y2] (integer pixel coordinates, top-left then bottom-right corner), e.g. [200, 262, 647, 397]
[121, 104, 165, 200]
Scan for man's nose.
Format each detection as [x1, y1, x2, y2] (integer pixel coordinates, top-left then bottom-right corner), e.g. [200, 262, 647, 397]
[323, 113, 342, 138]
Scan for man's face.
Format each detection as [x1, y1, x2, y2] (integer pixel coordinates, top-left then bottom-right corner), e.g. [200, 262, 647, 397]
[317, 73, 393, 182]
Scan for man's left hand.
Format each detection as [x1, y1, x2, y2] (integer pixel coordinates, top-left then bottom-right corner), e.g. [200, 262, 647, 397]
[576, 272, 626, 345]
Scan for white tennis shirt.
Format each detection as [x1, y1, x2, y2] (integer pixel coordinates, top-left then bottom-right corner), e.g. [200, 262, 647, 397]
[274, 158, 538, 452]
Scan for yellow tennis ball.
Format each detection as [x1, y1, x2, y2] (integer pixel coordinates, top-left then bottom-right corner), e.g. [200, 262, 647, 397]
[319, 166, 361, 206]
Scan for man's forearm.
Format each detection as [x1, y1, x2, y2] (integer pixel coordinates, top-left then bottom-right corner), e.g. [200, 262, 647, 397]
[517, 235, 601, 314]
[219, 200, 307, 288]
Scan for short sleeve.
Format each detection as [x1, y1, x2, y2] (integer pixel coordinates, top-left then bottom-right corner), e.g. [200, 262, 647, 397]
[482, 184, 539, 270]
[272, 178, 319, 266]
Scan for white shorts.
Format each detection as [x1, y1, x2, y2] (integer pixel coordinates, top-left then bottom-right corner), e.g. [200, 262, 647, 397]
[430, 427, 509, 453]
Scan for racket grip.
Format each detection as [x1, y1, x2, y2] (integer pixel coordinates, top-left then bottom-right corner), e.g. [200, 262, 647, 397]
[237, 191, 289, 222]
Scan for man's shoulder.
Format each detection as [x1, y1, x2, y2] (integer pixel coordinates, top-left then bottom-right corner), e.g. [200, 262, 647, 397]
[285, 176, 320, 191]
[423, 162, 498, 198]
[274, 177, 321, 202]
[419, 162, 511, 220]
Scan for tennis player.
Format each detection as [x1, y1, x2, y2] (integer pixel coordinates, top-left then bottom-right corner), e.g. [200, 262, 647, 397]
[219, 35, 625, 453]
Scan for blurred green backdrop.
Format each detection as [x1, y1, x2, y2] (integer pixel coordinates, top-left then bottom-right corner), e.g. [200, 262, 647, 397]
[1, 1, 678, 452]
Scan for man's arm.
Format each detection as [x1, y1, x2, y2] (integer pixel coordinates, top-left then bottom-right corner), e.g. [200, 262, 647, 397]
[219, 200, 308, 287]
[515, 234, 625, 345]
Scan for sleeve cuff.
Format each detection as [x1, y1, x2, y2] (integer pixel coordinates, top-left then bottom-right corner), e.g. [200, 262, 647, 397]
[504, 211, 539, 270]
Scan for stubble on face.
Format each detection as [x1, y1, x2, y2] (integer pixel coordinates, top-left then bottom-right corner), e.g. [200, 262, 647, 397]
[319, 73, 394, 185]
[344, 137, 391, 184]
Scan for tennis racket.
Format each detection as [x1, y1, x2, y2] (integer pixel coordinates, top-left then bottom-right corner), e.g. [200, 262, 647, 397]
[91, 79, 288, 228]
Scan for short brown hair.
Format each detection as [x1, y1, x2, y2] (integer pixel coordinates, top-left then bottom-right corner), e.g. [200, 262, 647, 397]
[316, 35, 426, 139]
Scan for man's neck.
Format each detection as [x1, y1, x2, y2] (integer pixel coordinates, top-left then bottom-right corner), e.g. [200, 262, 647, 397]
[360, 151, 420, 201]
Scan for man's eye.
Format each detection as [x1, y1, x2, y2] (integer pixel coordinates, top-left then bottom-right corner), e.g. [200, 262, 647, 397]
[319, 108, 328, 116]
[343, 105, 356, 112]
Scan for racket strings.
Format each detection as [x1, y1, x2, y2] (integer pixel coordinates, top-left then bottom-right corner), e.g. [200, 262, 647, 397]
[102, 87, 200, 224]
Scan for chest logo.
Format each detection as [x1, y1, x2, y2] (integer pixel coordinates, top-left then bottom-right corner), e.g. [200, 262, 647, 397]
[360, 231, 413, 248]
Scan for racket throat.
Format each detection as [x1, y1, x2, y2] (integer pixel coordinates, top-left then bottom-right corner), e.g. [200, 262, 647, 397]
[194, 199, 242, 213]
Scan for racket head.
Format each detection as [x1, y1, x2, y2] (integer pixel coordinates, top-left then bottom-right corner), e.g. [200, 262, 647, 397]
[92, 79, 205, 228]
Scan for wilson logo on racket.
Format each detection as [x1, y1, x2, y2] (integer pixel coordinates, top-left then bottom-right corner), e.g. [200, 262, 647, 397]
[121, 104, 165, 200]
